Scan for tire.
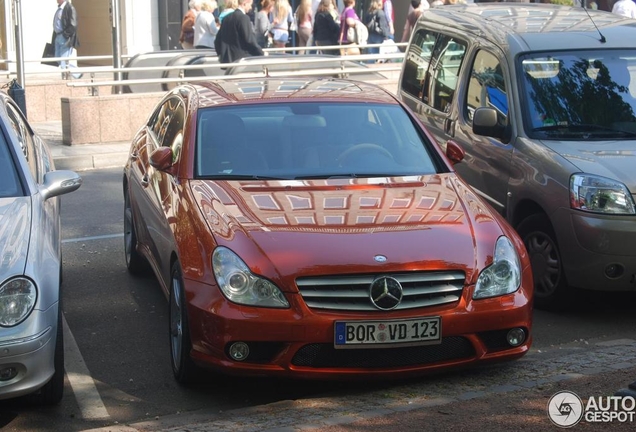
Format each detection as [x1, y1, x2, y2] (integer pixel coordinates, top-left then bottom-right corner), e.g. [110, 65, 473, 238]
[169, 262, 198, 384]
[31, 306, 64, 405]
[124, 187, 147, 275]
[517, 213, 571, 311]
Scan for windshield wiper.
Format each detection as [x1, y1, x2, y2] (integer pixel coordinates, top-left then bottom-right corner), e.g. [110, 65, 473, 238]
[294, 173, 403, 180]
[199, 174, 290, 180]
[532, 124, 636, 138]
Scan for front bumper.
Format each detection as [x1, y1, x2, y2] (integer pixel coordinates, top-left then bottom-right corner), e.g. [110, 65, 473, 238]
[552, 208, 636, 291]
[0, 305, 57, 400]
[184, 276, 533, 379]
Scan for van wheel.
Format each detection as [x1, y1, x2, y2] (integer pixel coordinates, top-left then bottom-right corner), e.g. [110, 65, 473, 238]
[169, 262, 198, 385]
[31, 306, 64, 405]
[517, 214, 571, 311]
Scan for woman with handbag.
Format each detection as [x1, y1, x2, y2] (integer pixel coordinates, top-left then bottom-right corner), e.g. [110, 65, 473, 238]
[364, 0, 389, 62]
[193, 0, 219, 49]
[270, 0, 295, 48]
[255, 0, 274, 48]
[180, 1, 203, 50]
[338, 0, 361, 56]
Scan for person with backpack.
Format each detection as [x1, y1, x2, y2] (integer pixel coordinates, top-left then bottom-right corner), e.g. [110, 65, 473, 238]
[365, 0, 389, 62]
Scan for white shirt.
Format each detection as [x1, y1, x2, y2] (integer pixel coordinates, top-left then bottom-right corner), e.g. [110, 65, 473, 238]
[53, 1, 68, 34]
[613, 0, 636, 19]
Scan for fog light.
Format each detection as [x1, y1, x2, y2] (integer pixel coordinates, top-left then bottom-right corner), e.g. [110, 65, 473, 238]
[229, 342, 249, 361]
[506, 328, 526, 347]
[0, 366, 18, 381]
[604, 263, 624, 279]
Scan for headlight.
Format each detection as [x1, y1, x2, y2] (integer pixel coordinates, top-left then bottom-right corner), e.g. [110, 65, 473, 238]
[570, 174, 635, 215]
[212, 247, 289, 308]
[473, 237, 521, 300]
[0, 277, 38, 327]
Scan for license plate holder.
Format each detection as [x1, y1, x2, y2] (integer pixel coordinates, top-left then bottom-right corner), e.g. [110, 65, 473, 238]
[334, 317, 442, 349]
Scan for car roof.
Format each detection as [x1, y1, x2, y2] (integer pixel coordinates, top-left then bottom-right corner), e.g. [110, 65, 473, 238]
[192, 78, 398, 108]
[417, 4, 636, 53]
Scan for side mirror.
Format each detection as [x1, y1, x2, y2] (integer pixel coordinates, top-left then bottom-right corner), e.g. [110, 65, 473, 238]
[445, 140, 465, 165]
[40, 170, 82, 201]
[473, 107, 506, 140]
[149, 147, 175, 173]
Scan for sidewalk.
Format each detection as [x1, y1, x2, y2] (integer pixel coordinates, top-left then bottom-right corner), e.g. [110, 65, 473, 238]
[34, 121, 130, 171]
[81, 339, 636, 432]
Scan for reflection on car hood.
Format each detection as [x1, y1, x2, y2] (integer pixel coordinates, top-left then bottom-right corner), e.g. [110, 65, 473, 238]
[541, 139, 636, 192]
[0, 197, 31, 278]
[191, 175, 503, 281]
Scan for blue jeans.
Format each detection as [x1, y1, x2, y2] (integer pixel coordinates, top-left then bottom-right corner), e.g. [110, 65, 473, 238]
[366, 34, 385, 63]
[54, 33, 81, 78]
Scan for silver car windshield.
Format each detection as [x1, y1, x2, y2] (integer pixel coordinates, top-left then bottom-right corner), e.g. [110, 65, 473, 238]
[195, 102, 441, 180]
[520, 50, 636, 140]
[0, 133, 21, 197]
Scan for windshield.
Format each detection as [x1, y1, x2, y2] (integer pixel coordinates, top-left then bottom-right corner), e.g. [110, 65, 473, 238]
[195, 102, 441, 180]
[520, 50, 636, 140]
[0, 132, 21, 198]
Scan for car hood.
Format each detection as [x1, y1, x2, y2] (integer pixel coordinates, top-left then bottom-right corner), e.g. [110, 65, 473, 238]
[540, 139, 636, 192]
[190, 175, 507, 286]
[0, 197, 31, 278]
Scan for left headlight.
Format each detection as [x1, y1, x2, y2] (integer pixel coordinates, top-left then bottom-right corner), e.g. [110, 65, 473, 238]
[212, 247, 290, 308]
[570, 174, 636, 215]
[473, 237, 521, 300]
[0, 277, 38, 327]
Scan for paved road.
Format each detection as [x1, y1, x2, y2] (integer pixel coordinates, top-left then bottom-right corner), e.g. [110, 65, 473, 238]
[1, 168, 635, 432]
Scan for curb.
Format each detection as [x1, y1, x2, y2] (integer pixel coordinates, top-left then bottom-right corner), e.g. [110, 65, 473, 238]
[53, 152, 129, 171]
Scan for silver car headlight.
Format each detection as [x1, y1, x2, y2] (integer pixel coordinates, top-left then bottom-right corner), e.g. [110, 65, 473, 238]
[0, 277, 38, 327]
[473, 237, 521, 300]
[570, 174, 636, 215]
[212, 247, 289, 308]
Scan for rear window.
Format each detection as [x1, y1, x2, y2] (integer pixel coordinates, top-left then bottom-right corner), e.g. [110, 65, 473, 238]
[195, 102, 443, 179]
[0, 132, 22, 197]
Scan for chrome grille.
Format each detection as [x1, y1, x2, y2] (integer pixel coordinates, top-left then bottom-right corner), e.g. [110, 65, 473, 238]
[297, 271, 465, 311]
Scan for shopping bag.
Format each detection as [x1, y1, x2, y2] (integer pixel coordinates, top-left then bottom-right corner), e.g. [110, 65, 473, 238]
[41, 43, 57, 67]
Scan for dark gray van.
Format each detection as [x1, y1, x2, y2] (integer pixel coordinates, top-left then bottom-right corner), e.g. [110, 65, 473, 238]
[398, 4, 636, 309]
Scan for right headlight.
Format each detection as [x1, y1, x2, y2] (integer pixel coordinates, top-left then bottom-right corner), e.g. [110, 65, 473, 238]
[473, 237, 521, 300]
[0, 277, 38, 327]
[570, 174, 636, 215]
[212, 247, 289, 308]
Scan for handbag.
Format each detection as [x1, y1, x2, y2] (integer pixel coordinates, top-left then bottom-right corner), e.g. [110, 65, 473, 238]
[42, 42, 57, 67]
[346, 26, 357, 44]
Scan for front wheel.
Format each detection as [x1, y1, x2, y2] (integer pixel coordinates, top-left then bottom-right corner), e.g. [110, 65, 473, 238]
[169, 262, 198, 384]
[517, 213, 571, 310]
[124, 187, 147, 275]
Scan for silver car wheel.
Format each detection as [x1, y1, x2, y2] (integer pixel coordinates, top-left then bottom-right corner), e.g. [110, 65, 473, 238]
[170, 274, 183, 372]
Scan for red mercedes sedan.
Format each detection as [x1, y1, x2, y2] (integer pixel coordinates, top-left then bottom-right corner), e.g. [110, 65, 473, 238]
[123, 78, 533, 383]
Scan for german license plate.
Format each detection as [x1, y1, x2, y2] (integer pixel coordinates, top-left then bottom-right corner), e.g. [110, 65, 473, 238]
[334, 317, 441, 349]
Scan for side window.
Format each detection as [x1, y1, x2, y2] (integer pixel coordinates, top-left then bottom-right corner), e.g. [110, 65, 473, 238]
[425, 35, 467, 113]
[6, 104, 40, 182]
[148, 97, 184, 152]
[464, 50, 509, 127]
[401, 29, 437, 99]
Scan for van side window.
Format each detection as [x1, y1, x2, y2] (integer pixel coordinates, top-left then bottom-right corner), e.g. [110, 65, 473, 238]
[465, 50, 509, 127]
[401, 29, 437, 99]
[427, 36, 467, 113]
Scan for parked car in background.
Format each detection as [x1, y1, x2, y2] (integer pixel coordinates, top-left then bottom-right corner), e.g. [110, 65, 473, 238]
[398, 4, 636, 309]
[0, 90, 82, 404]
[124, 77, 533, 382]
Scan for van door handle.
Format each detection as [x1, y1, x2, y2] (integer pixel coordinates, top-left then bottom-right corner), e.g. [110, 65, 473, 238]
[444, 118, 455, 137]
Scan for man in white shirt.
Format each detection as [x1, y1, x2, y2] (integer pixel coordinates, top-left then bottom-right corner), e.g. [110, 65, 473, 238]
[51, 0, 82, 79]
[613, 0, 636, 18]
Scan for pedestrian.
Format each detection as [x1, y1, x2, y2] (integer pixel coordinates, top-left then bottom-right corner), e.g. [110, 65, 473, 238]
[381, 0, 394, 40]
[193, 0, 219, 49]
[295, 0, 314, 52]
[401, 0, 428, 43]
[612, 0, 636, 18]
[219, 0, 238, 23]
[338, 0, 362, 56]
[270, 0, 295, 48]
[214, 0, 264, 63]
[51, 0, 82, 80]
[255, 0, 274, 48]
[365, 0, 389, 62]
[313, 0, 340, 54]
[180, 0, 202, 50]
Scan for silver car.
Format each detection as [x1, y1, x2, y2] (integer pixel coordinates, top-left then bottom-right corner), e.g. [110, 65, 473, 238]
[0, 91, 81, 404]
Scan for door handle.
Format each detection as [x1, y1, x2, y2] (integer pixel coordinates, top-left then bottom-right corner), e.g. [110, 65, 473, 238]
[130, 152, 138, 160]
[140, 174, 149, 187]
